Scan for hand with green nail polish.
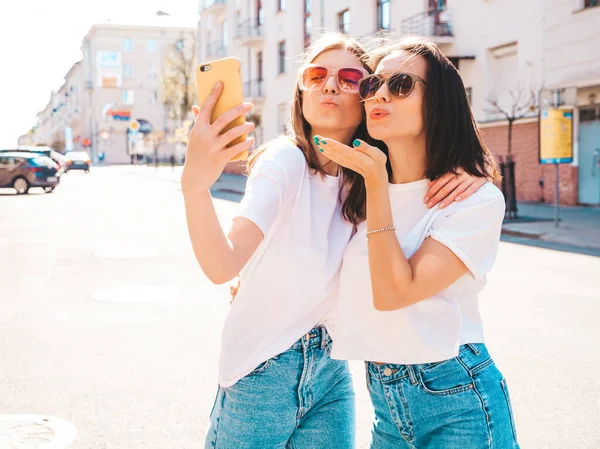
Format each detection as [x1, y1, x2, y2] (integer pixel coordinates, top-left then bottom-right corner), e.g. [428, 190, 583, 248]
[310, 137, 388, 187]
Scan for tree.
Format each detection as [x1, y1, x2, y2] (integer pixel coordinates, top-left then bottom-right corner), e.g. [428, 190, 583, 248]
[486, 87, 537, 156]
[50, 134, 66, 152]
[246, 112, 263, 145]
[486, 86, 538, 219]
[162, 34, 197, 127]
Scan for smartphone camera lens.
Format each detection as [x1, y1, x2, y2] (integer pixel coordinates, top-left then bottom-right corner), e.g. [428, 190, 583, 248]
[200, 65, 211, 72]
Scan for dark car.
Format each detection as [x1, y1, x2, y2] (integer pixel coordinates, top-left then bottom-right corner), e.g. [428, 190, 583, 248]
[0, 152, 60, 194]
[65, 151, 91, 172]
[1, 147, 68, 174]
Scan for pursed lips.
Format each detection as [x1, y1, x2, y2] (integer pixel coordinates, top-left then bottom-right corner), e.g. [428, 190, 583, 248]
[321, 97, 338, 108]
[369, 108, 391, 119]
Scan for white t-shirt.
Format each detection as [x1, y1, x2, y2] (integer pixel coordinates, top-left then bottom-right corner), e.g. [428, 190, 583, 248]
[331, 180, 505, 365]
[218, 138, 353, 387]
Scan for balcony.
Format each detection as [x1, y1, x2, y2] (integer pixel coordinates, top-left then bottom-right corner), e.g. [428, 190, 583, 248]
[243, 80, 265, 105]
[235, 20, 264, 47]
[206, 41, 227, 59]
[201, 0, 226, 16]
[400, 9, 455, 45]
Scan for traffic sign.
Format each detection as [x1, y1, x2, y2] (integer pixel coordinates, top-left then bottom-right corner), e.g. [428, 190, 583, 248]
[129, 120, 140, 132]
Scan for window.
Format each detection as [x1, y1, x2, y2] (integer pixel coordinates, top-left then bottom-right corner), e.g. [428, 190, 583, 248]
[304, 0, 311, 46]
[257, 51, 263, 82]
[377, 0, 391, 30]
[221, 21, 228, 46]
[584, 0, 598, 7]
[123, 38, 133, 52]
[175, 39, 185, 52]
[338, 9, 350, 34]
[147, 39, 157, 53]
[148, 64, 158, 79]
[448, 57, 460, 69]
[487, 44, 519, 120]
[465, 87, 472, 105]
[428, 0, 446, 11]
[277, 0, 285, 11]
[278, 41, 286, 74]
[123, 89, 135, 105]
[123, 64, 133, 78]
[580, 106, 600, 122]
[257, 0, 264, 26]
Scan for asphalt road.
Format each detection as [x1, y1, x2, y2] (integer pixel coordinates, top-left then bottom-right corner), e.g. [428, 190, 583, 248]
[1, 166, 598, 449]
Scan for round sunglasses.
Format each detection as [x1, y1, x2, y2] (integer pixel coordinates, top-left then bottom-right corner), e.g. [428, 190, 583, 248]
[300, 64, 369, 94]
[359, 73, 427, 100]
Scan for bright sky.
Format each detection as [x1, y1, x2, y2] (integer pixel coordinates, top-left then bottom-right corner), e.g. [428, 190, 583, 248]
[0, 0, 198, 148]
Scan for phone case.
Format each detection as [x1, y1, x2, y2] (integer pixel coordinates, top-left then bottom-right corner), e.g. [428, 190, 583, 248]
[196, 57, 248, 162]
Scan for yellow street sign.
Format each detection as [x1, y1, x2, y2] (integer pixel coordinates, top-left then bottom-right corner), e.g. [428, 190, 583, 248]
[540, 108, 573, 164]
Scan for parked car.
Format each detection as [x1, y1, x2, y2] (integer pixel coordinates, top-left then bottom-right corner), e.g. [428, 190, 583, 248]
[12, 146, 68, 174]
[64, 151, 91, 172]
[0, 152, 60, 194]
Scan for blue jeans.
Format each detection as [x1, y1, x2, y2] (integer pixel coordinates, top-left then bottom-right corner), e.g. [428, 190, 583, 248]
[367, 343, 520, 449]
[205, 327, 355, 449]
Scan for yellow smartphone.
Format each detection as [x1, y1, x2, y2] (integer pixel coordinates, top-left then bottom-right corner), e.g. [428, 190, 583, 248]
[196, 57, 248, 162]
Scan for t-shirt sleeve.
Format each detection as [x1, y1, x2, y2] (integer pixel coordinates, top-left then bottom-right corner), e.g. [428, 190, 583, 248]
[426, 183, 506, 281]
[235, 139, 305, 236]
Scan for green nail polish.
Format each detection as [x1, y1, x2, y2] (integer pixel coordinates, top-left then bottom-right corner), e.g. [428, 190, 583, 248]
[313, 136, 320, 144]
[319, 148, 324, 152]
[321, 140, 328, 145]
[353, 139, 361, 147]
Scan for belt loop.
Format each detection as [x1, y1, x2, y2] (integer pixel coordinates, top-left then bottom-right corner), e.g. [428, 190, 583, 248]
[320, 326, 329, 349]
[406, 364, 418, 386]
[301, 333, 308, 349]
[468, 343, 481, 356]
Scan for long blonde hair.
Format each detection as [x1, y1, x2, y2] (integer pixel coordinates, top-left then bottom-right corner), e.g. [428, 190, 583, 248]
[248, 32, 376, 224]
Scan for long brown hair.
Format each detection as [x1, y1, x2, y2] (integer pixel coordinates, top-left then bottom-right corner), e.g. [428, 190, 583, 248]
[367, 37, 500, 182]
[248, 32, 378, 225]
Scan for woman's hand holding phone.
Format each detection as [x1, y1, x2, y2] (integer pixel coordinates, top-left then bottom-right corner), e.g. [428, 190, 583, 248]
[182, 81, 255, 194]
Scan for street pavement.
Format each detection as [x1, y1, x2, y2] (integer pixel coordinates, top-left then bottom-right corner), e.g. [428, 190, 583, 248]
[501, 201, 600, 256]
[1, 166, 599, 449]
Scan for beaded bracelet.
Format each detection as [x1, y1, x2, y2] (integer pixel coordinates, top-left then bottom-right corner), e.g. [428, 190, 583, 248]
[366, 226, 396, 241]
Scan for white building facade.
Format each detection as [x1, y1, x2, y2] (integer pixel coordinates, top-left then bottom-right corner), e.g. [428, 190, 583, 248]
[543, 0, 600, 205]
[198, 0, 544, 138]
[30, 20, 197, 165]
[198, 0, 600, 204]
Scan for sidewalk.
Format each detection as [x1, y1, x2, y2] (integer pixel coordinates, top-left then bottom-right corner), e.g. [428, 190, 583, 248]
[501, 202, 600, 255]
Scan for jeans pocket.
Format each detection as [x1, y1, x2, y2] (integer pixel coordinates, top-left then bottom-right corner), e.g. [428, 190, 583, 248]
[500, 378, 518, 441]
[418, 358, 475, 396]
[247, 355, 279, 377]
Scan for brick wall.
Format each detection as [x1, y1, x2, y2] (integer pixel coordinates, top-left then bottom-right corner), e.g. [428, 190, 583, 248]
[480, 121, 579, 205]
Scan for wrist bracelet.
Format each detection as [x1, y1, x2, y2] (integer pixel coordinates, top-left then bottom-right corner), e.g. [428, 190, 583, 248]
[366, 226, 396, 240]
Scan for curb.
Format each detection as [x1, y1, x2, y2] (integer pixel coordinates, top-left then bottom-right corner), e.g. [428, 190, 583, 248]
[501, 228, 600, 256]
[501, 228, 543, 240]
